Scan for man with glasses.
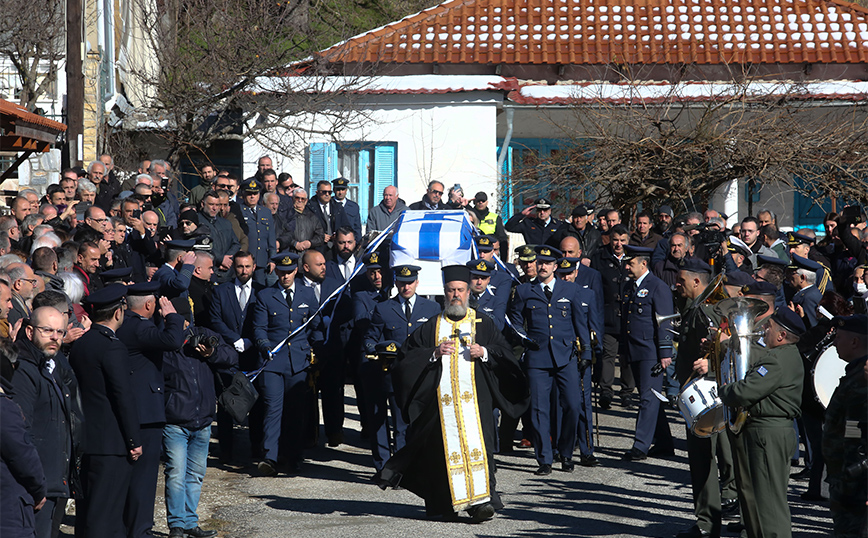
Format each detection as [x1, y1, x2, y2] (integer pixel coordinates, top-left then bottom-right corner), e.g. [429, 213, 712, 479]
[307, 180, 349, 259]
[739, 216, 775, 264]
[214, 174, 249, 236]
[285, 188, 324, 254]
[199, 192, 241, 284]
[5, 263, 40, 327]
[12, 307, 80, 538]
[409, 180, 448, 211]
[83, 205, 111, 235]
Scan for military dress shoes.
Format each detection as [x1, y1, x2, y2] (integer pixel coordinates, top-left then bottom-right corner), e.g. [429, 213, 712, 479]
[580, 454, 600, 467]
[599, 393, 612, 410]
[648, 445, 675, 458]
[675, 525, 713, 538]
[534, 464, 552, 476]
[168, 528, 184, 538]
[721, 497, 739, 519]
[327, 432, 344, 447]
[561, 460, 575, 472]
[258, 459, 278, 477]
[468, 502, 496, 523]
[621, 447, 648, 461]
[184, 527, 217, 538]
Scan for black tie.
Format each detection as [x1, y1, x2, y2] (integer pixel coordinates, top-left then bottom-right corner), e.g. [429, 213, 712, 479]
[404, 300, 412, 321]
[470, 294, 480, 309]
[544, 285, 553, 301]
[286, 289, 293, 307]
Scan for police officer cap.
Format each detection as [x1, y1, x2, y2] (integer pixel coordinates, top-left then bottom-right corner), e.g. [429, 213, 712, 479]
[474, 235, 494, 252]
[363, 252, 383, 269]
[474, 192, 488, 202]
[623, 245, 654, 260]
[393, 264, 421, 283]
[741, 281, 778, 296]
[727, 236, 752, 258]
[515, 244, 537, 262]
[375, 340, 401, 357]
[571, 203, 594, 217]
[786, 231, 814, 247]
[534, 245, 563, 262]
[442, 265, 471, 284]
[466, 258, 494, 276]
[100, 266, 134, 284]
[770, 307, 806, 337]
[723, 270, 756, 287]
[240, 178, 262, 194]
[679, 257, 712, 274]
[556, 257, 580, 273]
[832, 314, 868, 337]
[271, 252, 299, 271]
[788, 254, 821, 272]
[165, 239, 196, 250]
[178, 209, 199, 227]
[84, 283, 127, 308]
[534, 197, 552, 210]
[331, 177, 350, 189]
[127, 281, 162, 296]
[757, 254, 788, 267]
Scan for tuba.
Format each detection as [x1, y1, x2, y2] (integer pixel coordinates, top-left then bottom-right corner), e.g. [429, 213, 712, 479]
[713, 296, 770, 434]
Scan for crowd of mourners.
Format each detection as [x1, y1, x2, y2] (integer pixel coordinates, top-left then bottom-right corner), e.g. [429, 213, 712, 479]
[0, 151, 866, 538]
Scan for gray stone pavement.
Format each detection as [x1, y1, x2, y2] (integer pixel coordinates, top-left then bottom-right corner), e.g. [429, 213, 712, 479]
[61, 389, 834, 537]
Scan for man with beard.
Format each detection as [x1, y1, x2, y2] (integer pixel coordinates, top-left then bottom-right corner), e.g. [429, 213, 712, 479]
[326, 227, 362, 288]
[378, 265, 529, 522]
[12, 307, 79, 538]
[307, 180, 349, 259]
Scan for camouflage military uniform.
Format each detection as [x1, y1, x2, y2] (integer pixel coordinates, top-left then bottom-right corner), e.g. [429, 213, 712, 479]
[823, 355, 868, 538]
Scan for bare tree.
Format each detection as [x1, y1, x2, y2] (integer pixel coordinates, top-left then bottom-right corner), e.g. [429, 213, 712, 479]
[0, 0, 65, 111]
[508, 76, 868, 221]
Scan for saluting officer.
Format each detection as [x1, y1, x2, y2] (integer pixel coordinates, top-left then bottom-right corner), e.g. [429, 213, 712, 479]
[466, 258, 508, 330]
[787, 254, 824, 328]
[69, 285, 142, 538]
[252, 253, 324, 476]
[508, 246, 591, 475]
[504, 197, 566, 247]
[332, 178, 362, 241]
[620, 244, 675, 461]
[362, 264, 439, 471]
[238, 178, 277, 286]
[153, 239, 198, 300]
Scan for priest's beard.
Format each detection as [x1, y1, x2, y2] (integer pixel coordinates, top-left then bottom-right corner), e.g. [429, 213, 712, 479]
[444, 296, 469, 321]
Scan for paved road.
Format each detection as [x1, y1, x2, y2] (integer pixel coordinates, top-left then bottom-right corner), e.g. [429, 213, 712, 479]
[185, 390, 833, 538]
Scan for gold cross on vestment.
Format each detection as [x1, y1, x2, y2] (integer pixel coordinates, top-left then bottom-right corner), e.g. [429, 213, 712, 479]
[449, 452, 462, 464]
[441, 394, 452, 406]
[460, 391, 474, 403]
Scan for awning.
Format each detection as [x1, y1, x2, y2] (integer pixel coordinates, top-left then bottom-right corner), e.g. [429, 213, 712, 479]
[0, 98, 67, 183]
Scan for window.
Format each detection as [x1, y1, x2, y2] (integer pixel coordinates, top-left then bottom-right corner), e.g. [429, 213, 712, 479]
[307, 142, 397, 224]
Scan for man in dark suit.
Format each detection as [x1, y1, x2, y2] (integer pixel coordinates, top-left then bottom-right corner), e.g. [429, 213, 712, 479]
[508, 246, 592, 475]
[620, 245, 676, 461]
[210, 251, 264, 460]
[307, 180, 349, 259]
[252, 253, 324, 475]
[325, 227, 365, 291]
[116, 282, 185, 538]
[363, 264, 440, 471]
[332, 178, 362, 240]
[69, 285, 142, 538]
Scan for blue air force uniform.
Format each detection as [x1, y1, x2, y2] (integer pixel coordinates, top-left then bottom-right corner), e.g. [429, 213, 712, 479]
[239, 179, 278, 285]
[362, 265, 440, 470]
[332, 178, 363, 240]
[508, 246, 591, 468]
[621, 246, 675, 457]
[252, 253, 324, 468]
[467, 258, 508, 330]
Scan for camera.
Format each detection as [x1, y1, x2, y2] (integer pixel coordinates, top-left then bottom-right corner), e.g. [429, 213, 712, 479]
[187, 334, 219, 356]
[693, 223, 727, 258]
[132, 209, 142, 219]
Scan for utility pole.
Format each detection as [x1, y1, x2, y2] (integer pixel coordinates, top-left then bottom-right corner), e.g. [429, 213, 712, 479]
[66, 0, 84, 167]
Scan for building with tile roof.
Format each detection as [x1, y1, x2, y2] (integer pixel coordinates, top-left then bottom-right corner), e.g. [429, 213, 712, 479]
[245, 0, 868, 231]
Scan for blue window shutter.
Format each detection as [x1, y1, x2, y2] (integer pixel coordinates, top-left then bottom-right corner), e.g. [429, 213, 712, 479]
[497, 145, 513, 217]
[357, 150, 371, 225]
[373, 144, 396, 198]
[308, 142, 337, 197]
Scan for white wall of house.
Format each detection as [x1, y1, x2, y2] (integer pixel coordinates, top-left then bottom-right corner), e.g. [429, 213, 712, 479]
[243, 92, 502, 208]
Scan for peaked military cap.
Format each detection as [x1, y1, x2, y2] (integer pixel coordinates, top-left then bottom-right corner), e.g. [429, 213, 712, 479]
[534, 245, 563, 262]
[786, 231, 815, 247]
[556, 257, 580, 273]
[466, 258, 494, 276]
[271, 252, 299, 271]
[363, 251, 383, 269]
[393, 264, 421, 283]
[832, 314, 868, 337]
[331, 177, 350, 189]
[788, 254, 822, 272]
[679, 257, 712, 274]
[515, 244, 537, 262]
[474, 235, 494, 252]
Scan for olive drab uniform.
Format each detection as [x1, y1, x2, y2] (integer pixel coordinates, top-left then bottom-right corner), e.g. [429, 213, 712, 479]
[823, 355, 868, 537]
[719, 342, 803, 538]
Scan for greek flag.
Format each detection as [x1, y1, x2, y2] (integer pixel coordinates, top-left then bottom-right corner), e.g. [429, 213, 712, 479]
[391, 210, 476, 295]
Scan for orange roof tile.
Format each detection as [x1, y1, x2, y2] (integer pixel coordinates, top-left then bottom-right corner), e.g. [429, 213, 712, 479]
[320, 0, 868, 65]
[0, 98, 67, 132]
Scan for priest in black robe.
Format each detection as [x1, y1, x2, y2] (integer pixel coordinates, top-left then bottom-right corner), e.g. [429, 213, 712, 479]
[377, 265, 529, 522]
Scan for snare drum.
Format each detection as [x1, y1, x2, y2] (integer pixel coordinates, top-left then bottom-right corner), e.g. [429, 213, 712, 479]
[812, 345, 848, 408]
[677, 376, 726, 438]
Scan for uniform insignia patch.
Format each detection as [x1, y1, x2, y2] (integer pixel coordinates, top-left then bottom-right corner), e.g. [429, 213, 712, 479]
[370, 253, 379, 263]
[637, 289, 649, 297]
[417, 317, 428, 322]
[298, 303, 309, 308]
[386, 342, 397, 352]
[557, 297, 570, 303]
[757, 366, 768, 377]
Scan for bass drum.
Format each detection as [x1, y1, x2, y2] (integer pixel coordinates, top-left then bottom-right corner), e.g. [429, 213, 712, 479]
[812, 345, 848, 408]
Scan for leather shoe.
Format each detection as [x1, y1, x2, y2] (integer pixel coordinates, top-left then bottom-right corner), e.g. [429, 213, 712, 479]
[534, 464, 552, 476]
[561, 460, 575, 472]
[621, 447, 647, 461]
[580, 454, 600, 467]
[467, 502, 496, 523]
[599, 394, 612, 410]
[621, 393, 635, 409]
[648, 445, 675, 458]
[169, 529, 184, 538]
[726, 522, 744, 533]
[675, 525, 712, 538]
[257, 459, 278, 477]
[721, 498, 739, 519]
[184, 527, 217, 538]
[790, 467, 811, 481]
[327, 432, 344, 447]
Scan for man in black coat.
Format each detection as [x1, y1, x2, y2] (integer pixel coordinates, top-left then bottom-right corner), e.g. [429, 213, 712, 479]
[408, 181, 448, 211]
[116, 282, 185, 538]
[69, 285, 142, 538]
[306, 180, 349, 259]
[13, 307, 80, 538]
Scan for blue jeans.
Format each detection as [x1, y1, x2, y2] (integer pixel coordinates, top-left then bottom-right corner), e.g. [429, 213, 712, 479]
[163, 424, 210, 529]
